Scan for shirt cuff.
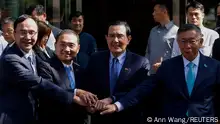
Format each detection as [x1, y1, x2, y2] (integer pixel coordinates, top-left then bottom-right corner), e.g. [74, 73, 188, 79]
[74, 88, 77, 96]
[114, 101, 124, 112]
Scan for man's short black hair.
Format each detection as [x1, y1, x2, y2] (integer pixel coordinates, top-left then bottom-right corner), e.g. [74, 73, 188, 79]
[107, 20, 131, 36]
[25, 4, 45, 16]
[68, 11, 84, 22]
[177, 24, 202, 35]
[154, 0, 172, 17]
[186, 1, 204, 13]
[1, 17, 15, 26]
[14, 14, 34, 30]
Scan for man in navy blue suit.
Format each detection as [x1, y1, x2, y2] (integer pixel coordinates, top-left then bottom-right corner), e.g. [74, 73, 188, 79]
[101, 24, 220, 122]
[0, 15, 97, 124]
[83, 21, 150, 124]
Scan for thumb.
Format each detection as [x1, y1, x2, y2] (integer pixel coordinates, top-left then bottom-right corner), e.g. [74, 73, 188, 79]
[160, 57, 163, 62]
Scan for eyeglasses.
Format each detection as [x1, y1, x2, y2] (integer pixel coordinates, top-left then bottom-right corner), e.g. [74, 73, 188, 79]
[178, 38, 201, 44]
[19, 30, 38, 37]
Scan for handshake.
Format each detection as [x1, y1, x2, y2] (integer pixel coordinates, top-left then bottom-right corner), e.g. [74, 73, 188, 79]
[74, 89, 118, 115]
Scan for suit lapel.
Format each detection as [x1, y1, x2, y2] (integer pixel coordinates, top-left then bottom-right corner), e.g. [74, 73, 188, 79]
[175, 56, 190, 99]
[72, 62, 80, 88]
[12, 44, 35, 73]
[117, 52, 131, 85]
[191, 54, 207, 95]
[50, 56, 71, 89]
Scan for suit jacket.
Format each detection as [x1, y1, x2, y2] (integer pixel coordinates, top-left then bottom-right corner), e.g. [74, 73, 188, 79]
[0, 44, 74, 124]
[37, 55, 86, 124]
[48, 23, 62, 38]
[119, 53, 220, 119]
[33, 45, 54, 62]
[83, 50, 150, 124]
[212, 38, 220, 61]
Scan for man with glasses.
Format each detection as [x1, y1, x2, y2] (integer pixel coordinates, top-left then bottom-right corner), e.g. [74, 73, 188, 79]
[172, 1, 219, 57]
[101, 24, 220, 122]
[0, 15, 98, 124]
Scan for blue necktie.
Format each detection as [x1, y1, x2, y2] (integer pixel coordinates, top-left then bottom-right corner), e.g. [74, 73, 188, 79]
[186, 62, 195, 117]
[186, 62, 195, 96]
[64, 66, 75, 89]
[110, 58, 119, 94]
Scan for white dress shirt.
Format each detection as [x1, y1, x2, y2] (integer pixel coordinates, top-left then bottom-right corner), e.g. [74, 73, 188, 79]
[182, 53, 200, 81]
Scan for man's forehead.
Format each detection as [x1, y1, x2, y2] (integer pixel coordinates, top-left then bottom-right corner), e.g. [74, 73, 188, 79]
[18, 19, 37, 29]
[188, 7, 202, 13]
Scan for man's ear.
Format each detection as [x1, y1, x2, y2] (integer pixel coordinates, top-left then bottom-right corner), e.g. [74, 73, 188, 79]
[127, 35, 132, 44]
[199, 38, 204, 48]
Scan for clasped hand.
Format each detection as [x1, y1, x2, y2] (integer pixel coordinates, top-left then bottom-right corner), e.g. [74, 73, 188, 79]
[73, 89, 118, 115]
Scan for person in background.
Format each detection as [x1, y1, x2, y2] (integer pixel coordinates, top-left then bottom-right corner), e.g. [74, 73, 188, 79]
[33, 20, 54, 62]
[145, 1, 178, 74]
[215, 2, 220, 35]
[69, 11, 97, 68]
[0, 33, 7, 56]
[1, 17, 15, 44]
[25, 4, 62, 51]
[172, 1, 219, 57]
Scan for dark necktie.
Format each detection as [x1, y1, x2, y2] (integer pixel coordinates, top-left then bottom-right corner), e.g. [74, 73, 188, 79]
[110, 58, 119, 94]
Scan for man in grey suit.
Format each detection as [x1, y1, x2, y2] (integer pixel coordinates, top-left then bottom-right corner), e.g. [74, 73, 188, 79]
[0, 15, 97, 124]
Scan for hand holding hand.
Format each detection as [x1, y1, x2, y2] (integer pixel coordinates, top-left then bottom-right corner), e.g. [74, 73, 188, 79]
[94, 97, 113, 111]
[100, 104, 118, 115]
[76, 89, 98, 106]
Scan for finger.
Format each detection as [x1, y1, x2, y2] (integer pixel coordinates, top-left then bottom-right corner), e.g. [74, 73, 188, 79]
[89, 94, 98, 105]
[86, 95, 92, 106]
[83, 95, 90, 105]
[160, 57, 163, 62]
[100, 108, 111, 115]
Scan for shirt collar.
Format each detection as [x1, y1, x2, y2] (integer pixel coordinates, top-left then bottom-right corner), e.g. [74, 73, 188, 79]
[110, 51, 126, 65]
[158, 21, 174, 30]
[62, 61, 73, 70]
[20, 48, 34, 59]
[182, 52, 200, 68]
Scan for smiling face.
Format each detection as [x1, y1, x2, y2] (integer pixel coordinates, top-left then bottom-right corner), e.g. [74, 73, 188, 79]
[14, 18, 38, 53]
[71, 15, 84, 34]
[55, 33, 80, 65]
[106, 25, 131, 57]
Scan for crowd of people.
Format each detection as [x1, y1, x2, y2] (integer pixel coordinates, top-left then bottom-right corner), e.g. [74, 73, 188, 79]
[0, 0, 220, 124]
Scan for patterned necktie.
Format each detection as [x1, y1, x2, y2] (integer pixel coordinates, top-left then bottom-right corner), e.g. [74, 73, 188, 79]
[110, 58, 119, 94]
[27, 55, 36, 74]
[64, 66, 75, 89]
[186, 62, 195, 96]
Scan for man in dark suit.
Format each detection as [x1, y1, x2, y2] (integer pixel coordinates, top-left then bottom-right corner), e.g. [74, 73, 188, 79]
[102, 24, 220, 122]
[38, 29, 87, 124]
[0, 15, 97, 124]
[83, 21, 150, 124]
[212, 38, 220, 61]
